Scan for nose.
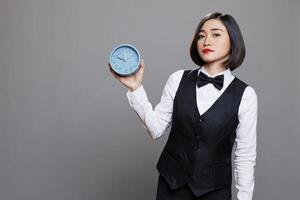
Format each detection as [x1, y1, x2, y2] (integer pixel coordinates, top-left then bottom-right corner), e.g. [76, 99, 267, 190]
[204, 35, 212, 46]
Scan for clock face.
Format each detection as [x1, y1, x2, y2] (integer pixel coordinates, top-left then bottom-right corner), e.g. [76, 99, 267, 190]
[109, 44, 140, 76]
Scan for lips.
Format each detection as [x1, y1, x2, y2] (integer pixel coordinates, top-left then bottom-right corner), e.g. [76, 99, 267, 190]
[202, 48, 214, 53]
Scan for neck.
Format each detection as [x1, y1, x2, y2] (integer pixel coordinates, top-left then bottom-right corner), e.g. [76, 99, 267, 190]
[203, 63, 227, 76]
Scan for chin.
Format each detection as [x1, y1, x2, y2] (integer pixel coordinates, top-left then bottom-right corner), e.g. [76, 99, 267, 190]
[201, 57, 217, 63]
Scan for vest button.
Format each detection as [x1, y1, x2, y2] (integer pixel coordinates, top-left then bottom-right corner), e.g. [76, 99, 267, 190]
[199, 118, 203, 122]
[192, 145, 198, 150]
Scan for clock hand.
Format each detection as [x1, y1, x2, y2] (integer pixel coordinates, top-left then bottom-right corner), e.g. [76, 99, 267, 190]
[123, 49, 127, 61]
[117, 55, 126, 62]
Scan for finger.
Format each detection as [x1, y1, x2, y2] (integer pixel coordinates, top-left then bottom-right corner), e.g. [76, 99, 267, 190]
[108, 63, 119, 79]
[108, 63, 113, 73]
[140, 59, 145, 70]
[108, 63, 115, 74]
[140, 59, 145, 72]
[108, 63, 112, 70]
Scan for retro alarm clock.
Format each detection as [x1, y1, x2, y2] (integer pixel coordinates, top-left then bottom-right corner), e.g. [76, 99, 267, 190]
[109, 44, 141, 76]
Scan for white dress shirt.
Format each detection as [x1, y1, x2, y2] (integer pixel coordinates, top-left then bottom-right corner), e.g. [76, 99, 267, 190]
[126, 66, 257, 200]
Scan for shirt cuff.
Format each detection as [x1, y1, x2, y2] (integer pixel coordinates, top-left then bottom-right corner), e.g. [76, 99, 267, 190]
[126, 85, 148, 107]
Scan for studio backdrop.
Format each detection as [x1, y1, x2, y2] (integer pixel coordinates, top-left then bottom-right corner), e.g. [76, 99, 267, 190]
[0, 0, 299, 199]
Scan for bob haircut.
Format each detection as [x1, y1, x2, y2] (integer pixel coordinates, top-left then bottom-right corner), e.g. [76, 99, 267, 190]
[190, 12, 246, 71]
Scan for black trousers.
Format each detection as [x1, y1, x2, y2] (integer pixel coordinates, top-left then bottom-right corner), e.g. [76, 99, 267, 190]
[156, 175, 231, 200]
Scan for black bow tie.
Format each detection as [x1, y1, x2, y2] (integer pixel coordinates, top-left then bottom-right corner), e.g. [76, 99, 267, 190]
[196, 71, 224, 90]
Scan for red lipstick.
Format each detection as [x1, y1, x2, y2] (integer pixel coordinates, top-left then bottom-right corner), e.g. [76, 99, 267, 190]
[202, 48, 214, 54]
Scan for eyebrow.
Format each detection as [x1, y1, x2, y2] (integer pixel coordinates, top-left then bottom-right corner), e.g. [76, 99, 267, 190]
[199, 28, 224, 33]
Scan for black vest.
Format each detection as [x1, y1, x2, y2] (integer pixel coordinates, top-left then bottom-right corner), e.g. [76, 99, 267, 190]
[156, 68, 248, 197]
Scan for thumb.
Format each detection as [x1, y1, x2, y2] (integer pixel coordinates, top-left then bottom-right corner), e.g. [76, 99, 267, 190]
[140, 59, 145, 71]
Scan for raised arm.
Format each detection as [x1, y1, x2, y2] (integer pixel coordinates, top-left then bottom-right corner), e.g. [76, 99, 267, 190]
[126, 70, 183, 140]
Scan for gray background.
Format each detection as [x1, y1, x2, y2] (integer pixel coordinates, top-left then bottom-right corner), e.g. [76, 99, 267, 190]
[0, 0, 299, 199]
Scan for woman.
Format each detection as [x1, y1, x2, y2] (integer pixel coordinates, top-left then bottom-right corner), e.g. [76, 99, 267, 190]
[109, 12, 257, 200]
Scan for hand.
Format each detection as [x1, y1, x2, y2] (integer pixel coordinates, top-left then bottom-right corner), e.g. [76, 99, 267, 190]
[108, 59, 145, 92]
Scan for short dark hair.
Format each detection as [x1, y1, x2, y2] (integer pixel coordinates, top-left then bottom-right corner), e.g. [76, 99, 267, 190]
[190, 12, 246, 71]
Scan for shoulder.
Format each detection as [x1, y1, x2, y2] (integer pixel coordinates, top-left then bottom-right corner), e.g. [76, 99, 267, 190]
[244, 86, 257, 98]
[167, 67, 198, 82]
[233, 76, 258, 110]
[233, 77, 257, 99]
[239, 85, 258, 114]
[164, 69, 184, 94]
[167, 69, 184, 85]
[164, 68, 196, 97]
[168, 69, 184, 81]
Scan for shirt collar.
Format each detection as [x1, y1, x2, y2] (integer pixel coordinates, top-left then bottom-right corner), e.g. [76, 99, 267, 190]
[198, 66, 232, 80]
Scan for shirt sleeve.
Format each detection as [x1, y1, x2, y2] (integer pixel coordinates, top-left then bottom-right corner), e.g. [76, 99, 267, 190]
[234, 86, 258, 200]
[126, 70, 183, 140]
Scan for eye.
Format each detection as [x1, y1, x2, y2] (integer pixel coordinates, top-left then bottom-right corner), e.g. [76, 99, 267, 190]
[198, 35, 205, 40]
[212, 33, 221, 38]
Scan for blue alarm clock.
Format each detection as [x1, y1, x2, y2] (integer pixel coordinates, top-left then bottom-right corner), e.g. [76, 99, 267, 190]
[109, 44, 141, 76]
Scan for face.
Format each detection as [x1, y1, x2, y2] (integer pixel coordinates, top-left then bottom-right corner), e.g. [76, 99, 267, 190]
[197, 19, 231, 66]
